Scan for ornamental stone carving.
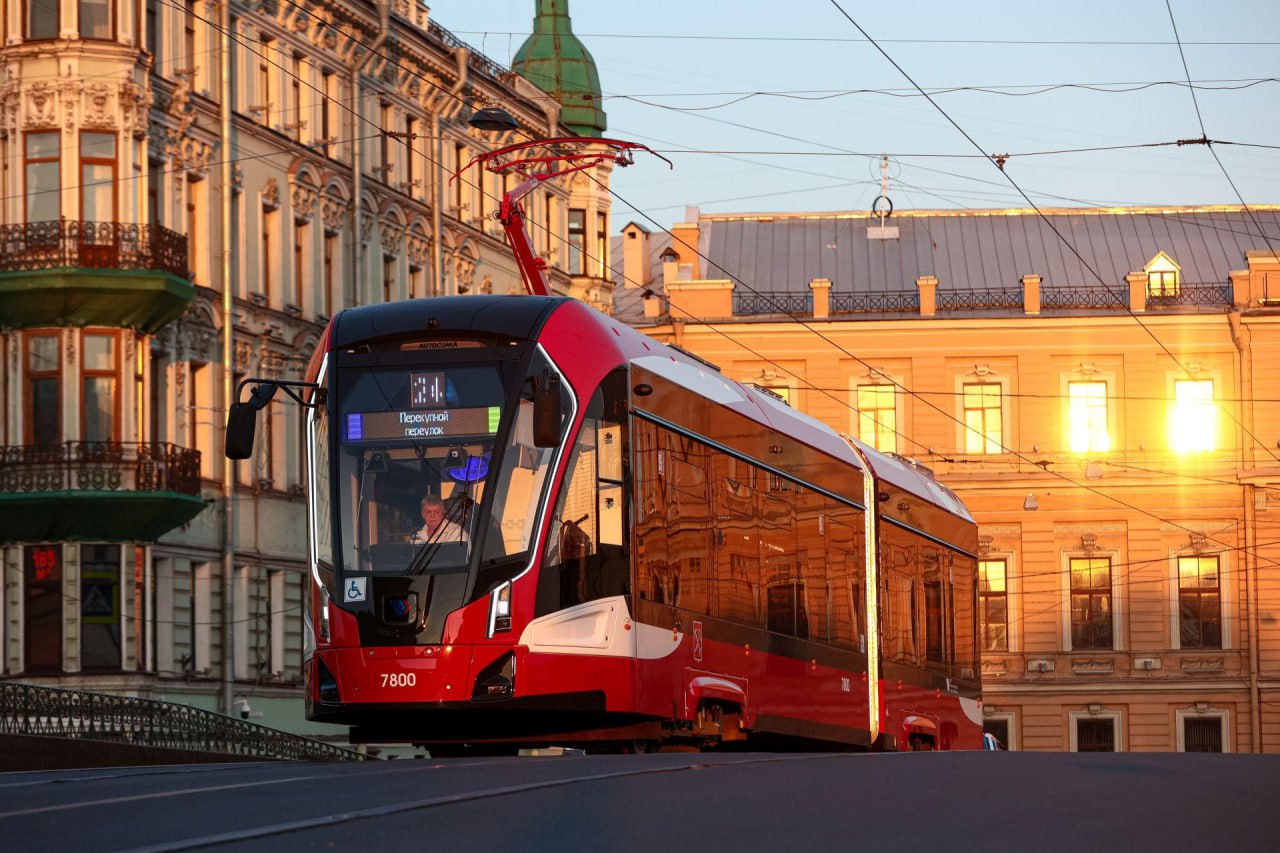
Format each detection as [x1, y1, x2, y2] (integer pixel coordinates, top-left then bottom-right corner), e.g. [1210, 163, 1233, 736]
[83, 82, 116, 129]
[263, 178, 281, 212]
[120, 81, 151, 140]
[0, 81, 19, 139]
[321, 190, 348, 236]
[25, 82, 58, 127]
[379, 216, 406, 256]
[406, 228, 430, 269]
[292, 180, 318, 224]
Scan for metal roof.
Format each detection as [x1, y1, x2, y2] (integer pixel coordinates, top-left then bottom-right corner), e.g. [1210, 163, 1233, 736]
[611, 206, 1280, 318]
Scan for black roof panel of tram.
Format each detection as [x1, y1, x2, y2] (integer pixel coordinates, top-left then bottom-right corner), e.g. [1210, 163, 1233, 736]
[330, 295, 569, 348]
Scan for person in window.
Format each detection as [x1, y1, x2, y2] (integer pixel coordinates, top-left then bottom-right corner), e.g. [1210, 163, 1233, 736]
[412, 494, 469, 545]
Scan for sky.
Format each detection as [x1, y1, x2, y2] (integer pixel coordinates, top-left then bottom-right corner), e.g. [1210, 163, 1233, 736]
[426, 0, 1280, 231]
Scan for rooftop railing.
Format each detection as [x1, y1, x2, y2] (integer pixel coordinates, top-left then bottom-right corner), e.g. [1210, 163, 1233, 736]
[735, 291, 813, 315]
[0, 681, 366, 762]
[830, 291, 921, 314]
[938, 287, 1024, 311]
[0, 220, 189, 279]
[0, 442, 201, 496]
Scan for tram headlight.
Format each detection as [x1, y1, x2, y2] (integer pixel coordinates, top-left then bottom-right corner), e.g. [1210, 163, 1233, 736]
[490, 582, 512, 635]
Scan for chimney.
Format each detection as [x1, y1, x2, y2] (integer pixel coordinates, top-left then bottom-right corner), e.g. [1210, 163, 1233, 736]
[621, 222, 651, 290]
[671, 207, 701, 280]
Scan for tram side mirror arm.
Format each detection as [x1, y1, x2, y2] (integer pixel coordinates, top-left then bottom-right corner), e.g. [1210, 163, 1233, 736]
[532, 375, 562, 449]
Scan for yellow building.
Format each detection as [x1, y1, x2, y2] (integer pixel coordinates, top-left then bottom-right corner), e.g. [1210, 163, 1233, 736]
[617, 204, 1280, 753]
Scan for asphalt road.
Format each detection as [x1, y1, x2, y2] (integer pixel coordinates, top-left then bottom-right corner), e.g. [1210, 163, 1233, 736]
[0, 751, 1275, 852]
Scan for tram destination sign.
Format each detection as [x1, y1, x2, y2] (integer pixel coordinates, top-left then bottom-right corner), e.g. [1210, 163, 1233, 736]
[345, 406, 501, 442]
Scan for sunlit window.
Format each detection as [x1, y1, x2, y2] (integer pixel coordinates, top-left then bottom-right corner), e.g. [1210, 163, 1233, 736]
[856, 384, 896, 453]
[1068, 381, 1110, 453]
[1170, 379, 1215, 452]
[963, 382, 1002, 454]
[1145, 251, 1180, 298]
[979, 559, 1008, 652]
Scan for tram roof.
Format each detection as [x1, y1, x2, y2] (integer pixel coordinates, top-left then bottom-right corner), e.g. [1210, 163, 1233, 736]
[329, 295, 568, 349]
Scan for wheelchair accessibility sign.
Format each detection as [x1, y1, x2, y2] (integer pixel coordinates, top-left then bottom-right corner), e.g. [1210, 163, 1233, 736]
[344, 577, 367, 603]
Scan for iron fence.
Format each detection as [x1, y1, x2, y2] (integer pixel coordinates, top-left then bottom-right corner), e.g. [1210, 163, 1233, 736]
[0, 220, 188, 279]
[734, 292, 812, 315]
[1146, 282, 1233, 308]
[937, 288, 1024, 311]
[0, 681, 366, 761]
[428, 19, 512, 82]
[0, 442, 201, 496]
[1040, 285, 1128, 310]
[830, 291, 921, 314]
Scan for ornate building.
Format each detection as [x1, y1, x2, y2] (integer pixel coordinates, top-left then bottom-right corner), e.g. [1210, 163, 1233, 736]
[0, 0, 612, 733]
[618, 204, 1280, 753]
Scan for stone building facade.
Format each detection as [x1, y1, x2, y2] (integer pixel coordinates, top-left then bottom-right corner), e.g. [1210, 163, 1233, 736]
[0, 0, 612, 733]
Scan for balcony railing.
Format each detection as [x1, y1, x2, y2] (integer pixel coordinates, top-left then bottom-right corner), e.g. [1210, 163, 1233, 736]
[831, 290, 921, 314]
[428, 19, 511, 82]
[0, 442, 201, 496]
[0, 681, 367, 762]
[0, 220, 189, 279]
[1146, 282, 1233, 308]
[938, 288, 1024, 311]
[735, 292, 813, 315]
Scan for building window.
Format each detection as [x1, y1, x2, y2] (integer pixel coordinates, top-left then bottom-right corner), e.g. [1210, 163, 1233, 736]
[263, 206, 278, 304]
[1182, 716, 1223, 752]
[405, 117, 419, 197]
[962, 382, 1002, 454]
[1145, 251, 1181, 297]
[1070, 557, 1113, 650]
[81, 132, 117, 222]
[323, 234, 336, 315]
[1068, 380, 1109, 453]
[26, 0, 59, 39]
[983, 717, 1010, 751]
[596, 211, 608, 277]
[269, 570, 286, 675]
[1177, 708, 1228, 752]
[183, 1, 199, 88]
[24, 545, 63, 672]
[82, 331, 119, 441]
[1178, 555, 1221, 649]
[856, 384, 896, 453]
[321, 71, 336, 156]
[26, 333, 61, 445]
[1170, 379, 1215, 453]
[979, 559, 1008, 652]
[80, 544, 122, 670]
[568, 208, 586, 275]
[289, 53, 303, 141]
[145, 0, 159, 61]
[453, 143, 466, 216]
[294, 220, 307, 309]
[25, 131, 60, 222]
[1074, 716, 1117, 752]
[79, 0, 112, 39]
[383, 256, 395, 303]
[257, 35, 274, 125]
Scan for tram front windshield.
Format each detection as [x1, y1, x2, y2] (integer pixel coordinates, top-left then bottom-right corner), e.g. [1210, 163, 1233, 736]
[334, 360, 553, 581]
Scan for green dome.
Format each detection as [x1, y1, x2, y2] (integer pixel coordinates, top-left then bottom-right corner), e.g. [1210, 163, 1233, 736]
[511, 0, 606, 137]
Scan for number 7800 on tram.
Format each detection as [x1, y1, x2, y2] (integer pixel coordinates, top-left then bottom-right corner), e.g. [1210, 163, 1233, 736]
[226, 294, 983, 752]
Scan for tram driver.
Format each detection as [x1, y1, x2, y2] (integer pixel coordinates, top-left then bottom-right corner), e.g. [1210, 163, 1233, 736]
[411, 494, 470, 546]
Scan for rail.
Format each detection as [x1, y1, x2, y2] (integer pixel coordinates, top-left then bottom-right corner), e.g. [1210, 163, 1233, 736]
[427, 19, 512, 82]
[937, 288, 1024, 311]
[735, 292, 813, 315]
[0, 220, 189, 279]
[0, 442, 201, 496]
[0, 681, 366, 761]
[1146, 282, 1233, 308]
[830, 291, 921, 314]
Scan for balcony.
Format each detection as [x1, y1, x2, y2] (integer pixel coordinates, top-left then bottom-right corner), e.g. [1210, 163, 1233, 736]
[0, 220, 193, 334]
[0, 442, 206, 543]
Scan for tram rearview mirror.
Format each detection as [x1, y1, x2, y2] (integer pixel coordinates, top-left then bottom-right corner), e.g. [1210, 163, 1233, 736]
[532, 377, 562, 448]
[225, 402, 257, 460]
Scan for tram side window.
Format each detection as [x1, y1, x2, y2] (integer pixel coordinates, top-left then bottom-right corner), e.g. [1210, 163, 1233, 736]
[539, 372, 630, 612]
[825, 503, 863, 652]
[634, 420, 671, 606]
[798, 489, 828, 644]
[923, 547, 947, 664]
[763, 491, 807, 639]
[953, 552, 979, 677]
[883, 541, 919, 664]
[666, 434, 712, 617]
[711, 453, 759, 626]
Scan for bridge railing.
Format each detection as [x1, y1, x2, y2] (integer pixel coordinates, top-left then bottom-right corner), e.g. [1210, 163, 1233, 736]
[0, 681, 367, 762]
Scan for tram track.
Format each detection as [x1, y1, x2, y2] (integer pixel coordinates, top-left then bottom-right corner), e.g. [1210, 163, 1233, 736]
[119, 753, 850, 852]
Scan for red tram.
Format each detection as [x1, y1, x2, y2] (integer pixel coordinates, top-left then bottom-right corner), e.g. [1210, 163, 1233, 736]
[230, 295, 982, 752]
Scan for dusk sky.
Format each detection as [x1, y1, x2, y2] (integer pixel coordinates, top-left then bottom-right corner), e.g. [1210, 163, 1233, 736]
[428, 0, 1280, 228]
